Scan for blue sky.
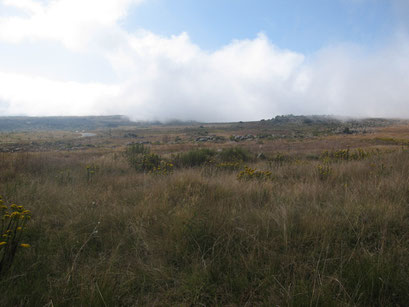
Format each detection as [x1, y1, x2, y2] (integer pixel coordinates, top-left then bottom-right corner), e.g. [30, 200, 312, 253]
[125, 0, 395, 53]
[0, 0, 408, 121]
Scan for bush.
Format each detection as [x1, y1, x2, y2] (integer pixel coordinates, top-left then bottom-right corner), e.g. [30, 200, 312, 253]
[149, 161, 174, 175]
[237, 166, 273, 181]
[219, 147, 251, 162]
[125, 143, 149, 156]
[125, 144, 161, 172]
[321, 148, 371, 162]
[172, 148, 216, 168]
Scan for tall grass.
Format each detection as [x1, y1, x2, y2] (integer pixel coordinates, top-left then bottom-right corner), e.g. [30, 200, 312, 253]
[0, 147, 409, 305]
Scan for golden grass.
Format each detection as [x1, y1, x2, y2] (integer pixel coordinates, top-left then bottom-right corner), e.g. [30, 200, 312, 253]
[1, 125, 409, 305]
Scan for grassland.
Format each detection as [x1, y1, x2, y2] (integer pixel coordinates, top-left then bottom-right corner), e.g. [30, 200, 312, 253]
[1, 116, 409, 306]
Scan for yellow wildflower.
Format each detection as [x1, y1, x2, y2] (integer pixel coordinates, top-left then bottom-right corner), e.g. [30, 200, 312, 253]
[0, 242, 6, 246]
[20, 244, 30, 248]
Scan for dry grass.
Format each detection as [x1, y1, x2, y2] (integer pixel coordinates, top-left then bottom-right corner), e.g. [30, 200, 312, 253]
[1, 127, 409, 305]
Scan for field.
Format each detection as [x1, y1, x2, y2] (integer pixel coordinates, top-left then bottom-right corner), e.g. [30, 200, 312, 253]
[1, 115, 409, 306]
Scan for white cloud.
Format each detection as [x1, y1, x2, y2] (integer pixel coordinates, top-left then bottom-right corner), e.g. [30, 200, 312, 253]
[101, 31, 409, 121]
[100, 32, 306, 121]
[0, 0, 143, 50]
[301, 39, 409, 117]
[0, 0, 408, 122]
[2, 0, 44, 14]
[0, 72, 120, 115]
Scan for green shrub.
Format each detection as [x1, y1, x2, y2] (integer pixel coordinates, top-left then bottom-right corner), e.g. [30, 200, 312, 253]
[125, 144, 161, 172]
[149, 161, 174, 175]
[172, 148, 216, 168]
[141, 153, 161, 172]
[125, 143, 149, 156]
[237, 166, 273, 181]
[219, 147, 251, 162]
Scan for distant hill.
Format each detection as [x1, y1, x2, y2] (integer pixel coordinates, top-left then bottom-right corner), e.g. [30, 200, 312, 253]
[0, 115, 141, 131]
[0, 114, 404, 132]
[0, 116, 206, 132]
[267, 115, 402, 127]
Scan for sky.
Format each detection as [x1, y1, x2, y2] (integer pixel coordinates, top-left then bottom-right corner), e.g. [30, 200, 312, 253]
[0, 0, 408, 122]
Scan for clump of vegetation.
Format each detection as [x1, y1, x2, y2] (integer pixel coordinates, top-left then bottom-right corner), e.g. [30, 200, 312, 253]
[321, 148, 372, 162]
[173, 147, 251, 169]
[322, 148, 351, 161]
[138, 153, 161, 172]
[172, 148, 216, 168]
[219, 147, 252, 162]
[125, 143, 149, 156]
[0, 196, 31, 276]
[317, 163, 332, 180]
[149, 161, 174, 175]
[85, 164, 99, 182]
[237, 166, 273, 181]
[269, 152, 291, 164]
[125, 144, 161, 172]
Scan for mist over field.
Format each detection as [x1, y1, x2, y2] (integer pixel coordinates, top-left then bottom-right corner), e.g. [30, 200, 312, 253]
[0, 0, 408, 122]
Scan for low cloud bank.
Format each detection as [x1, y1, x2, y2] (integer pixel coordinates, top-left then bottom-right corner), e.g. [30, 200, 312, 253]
[0, 0, 408, 122]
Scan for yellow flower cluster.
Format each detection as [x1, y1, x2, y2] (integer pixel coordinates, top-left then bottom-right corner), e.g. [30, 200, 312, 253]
[0, 195, 32, 274]
[86, 164, 99, 182]
[321, 148, 371, 162]
[317, 164, 332, 180]
[237, 166, 273, 181]
[149, 162, 174, 176]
